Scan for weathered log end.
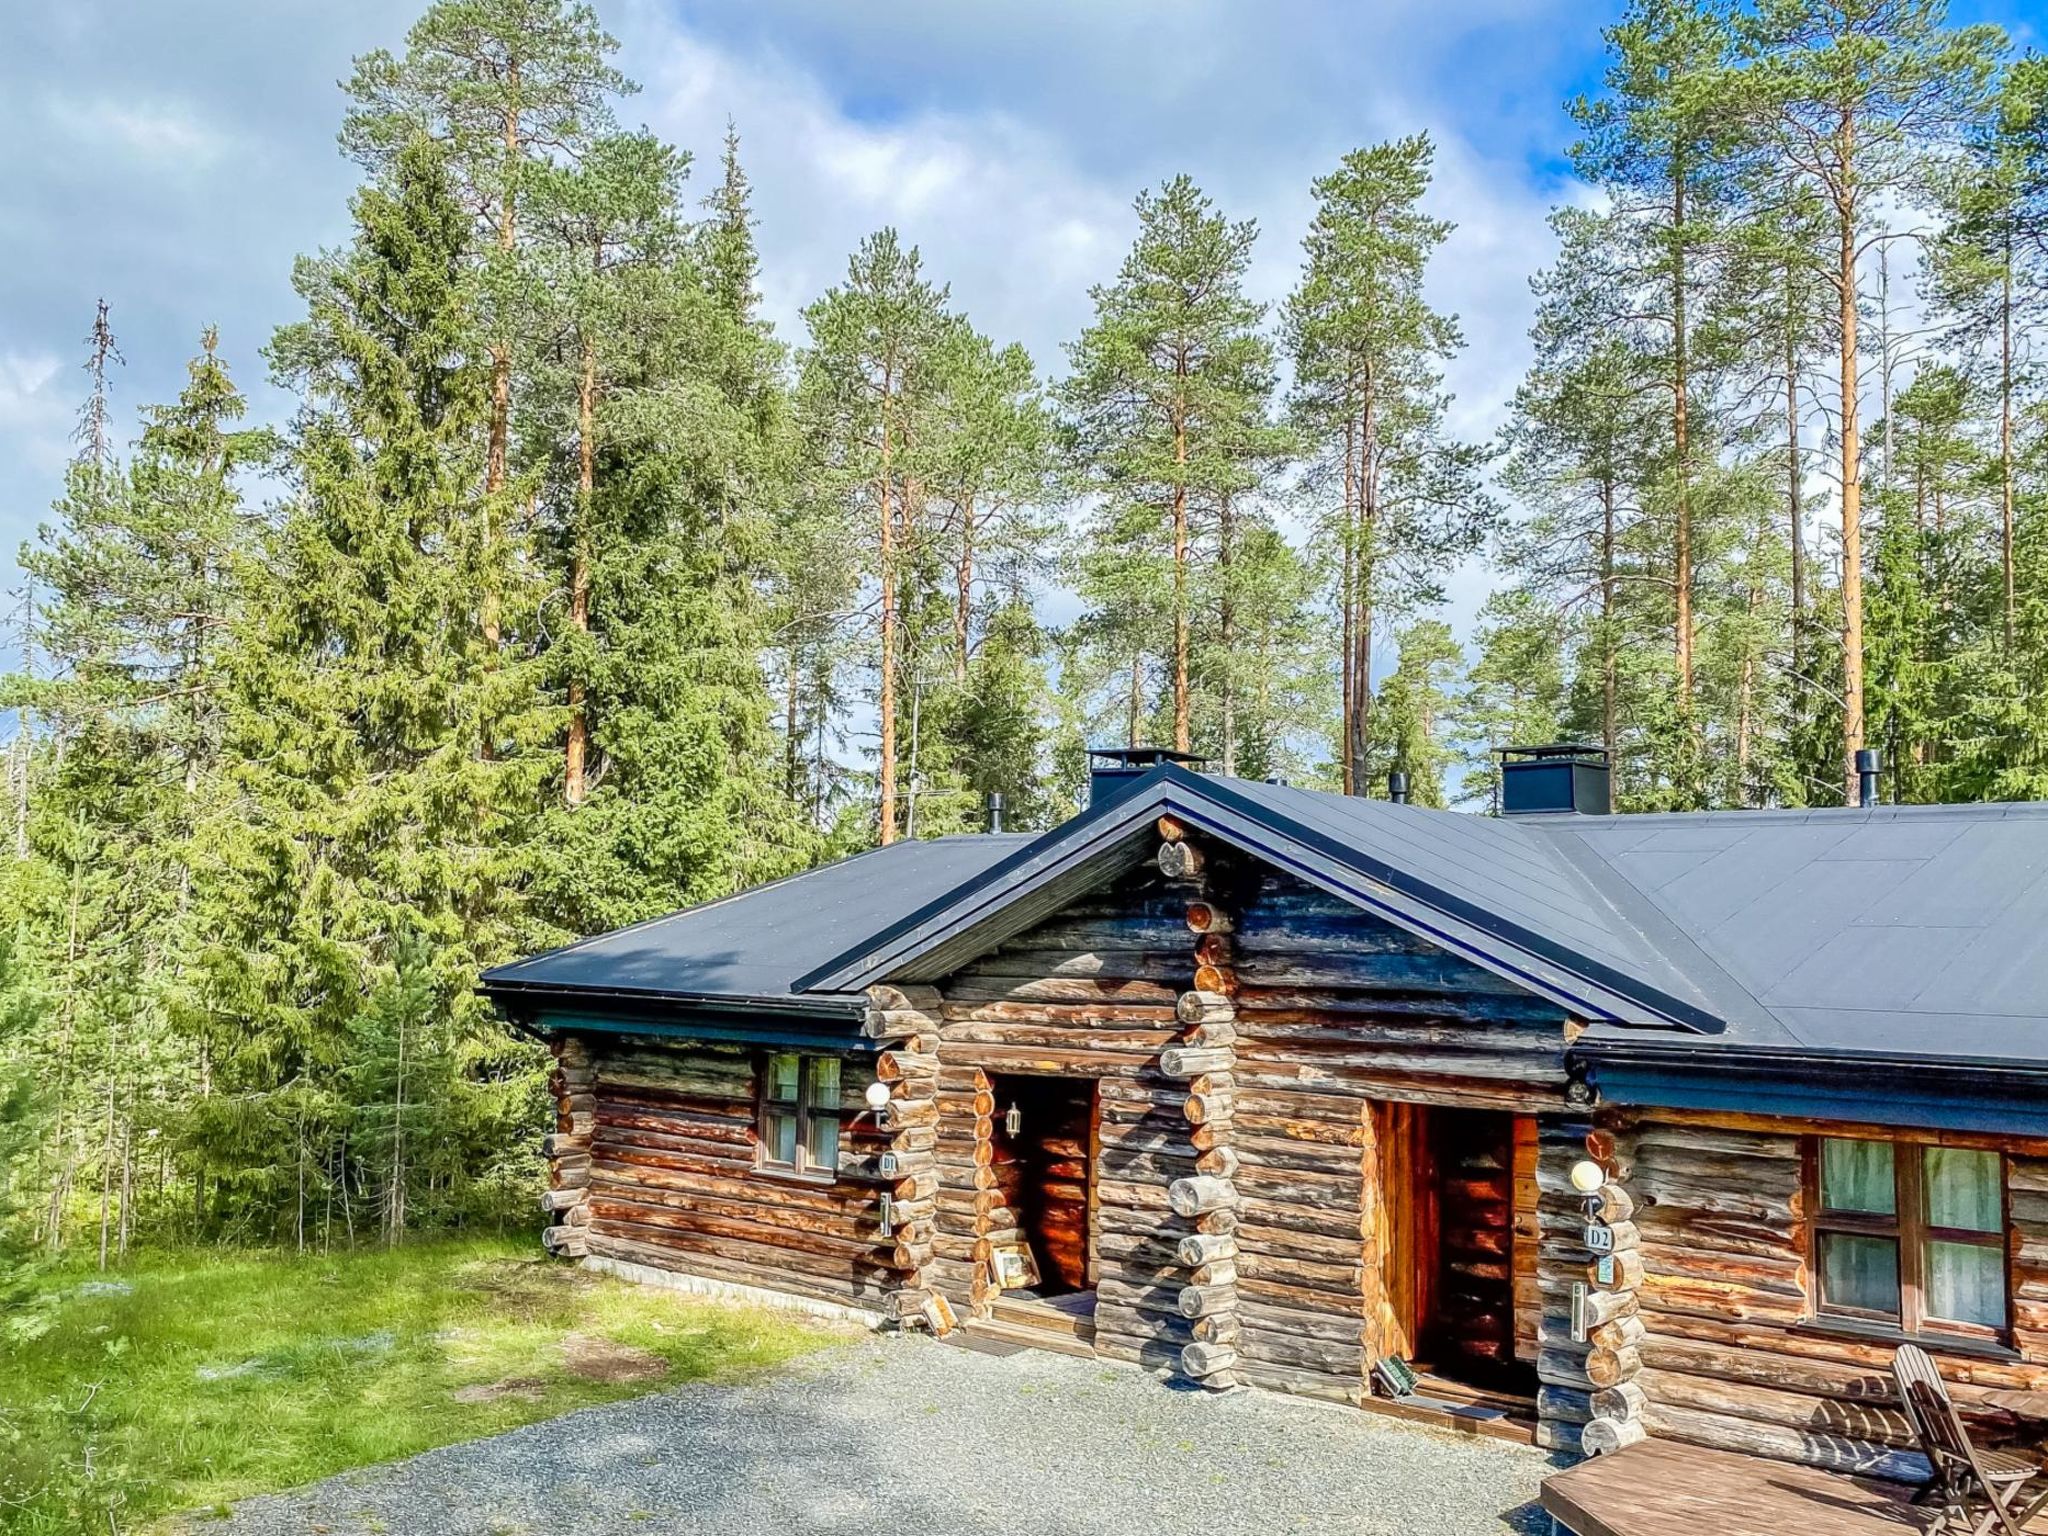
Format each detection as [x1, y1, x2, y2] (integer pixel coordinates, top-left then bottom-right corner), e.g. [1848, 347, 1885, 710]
[1580, 1415, 1647, 1456]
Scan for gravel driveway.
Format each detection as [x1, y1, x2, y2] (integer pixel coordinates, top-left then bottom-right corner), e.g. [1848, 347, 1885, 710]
[191, 1332, 1556, 1535]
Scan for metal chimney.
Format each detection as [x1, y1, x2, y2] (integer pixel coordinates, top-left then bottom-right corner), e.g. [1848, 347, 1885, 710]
[1086, 746, 1208, 807]
[986, 792, 1005, 833]
[1496, 744, 1612, 816]
[1856, 748, 1881, 809]
[1388, 771, 1410, 806]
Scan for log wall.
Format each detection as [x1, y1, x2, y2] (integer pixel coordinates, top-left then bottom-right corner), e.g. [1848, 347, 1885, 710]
[1617, 1113, 2048, 1482]
[925, 835, 1244, 1386]
[552, 1034, 910, 1309]
[542, 849, 1588, 1431]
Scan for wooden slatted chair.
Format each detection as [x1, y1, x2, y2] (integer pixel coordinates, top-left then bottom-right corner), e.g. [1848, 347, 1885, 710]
[1894, 1344, 2048, 1536]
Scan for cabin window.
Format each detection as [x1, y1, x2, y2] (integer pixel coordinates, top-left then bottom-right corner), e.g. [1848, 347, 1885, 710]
[1809, 1135, 2007, 1340]
[757, 1053, 840, 1179]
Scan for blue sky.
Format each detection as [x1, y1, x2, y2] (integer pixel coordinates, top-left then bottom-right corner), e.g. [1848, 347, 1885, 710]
[1, 0, 2041, 664]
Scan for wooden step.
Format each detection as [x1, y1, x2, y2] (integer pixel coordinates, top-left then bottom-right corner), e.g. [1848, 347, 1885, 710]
[986, 1295, 1094, 1341]
[963, 1309, 1099, 1361]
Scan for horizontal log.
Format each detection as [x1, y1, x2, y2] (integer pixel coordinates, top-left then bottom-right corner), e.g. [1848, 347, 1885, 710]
[1637, 1368, 1916, 1448]
[968, 948, 1195, 984]
[940, 1022, 1180, 1053]
[944, 975, 1180, 1006]
[1181, 1341, 1237, 1377]
[1590, 1380, 1646, 1421]
[1540, 1384, 1593, 1424]
[1236, 1360, 1365, 1406]
[870, 984, 943, 1013]
[1175, 991, 1237, 1027]
[1639, 1401, 1929, 1483]
[1585, 1342, 1642, 1388]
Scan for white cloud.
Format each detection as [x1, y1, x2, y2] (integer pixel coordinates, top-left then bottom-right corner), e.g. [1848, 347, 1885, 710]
[46, 94, 235, 169]
[610, 0, 1590, 723]
[0, 349, 72, 475]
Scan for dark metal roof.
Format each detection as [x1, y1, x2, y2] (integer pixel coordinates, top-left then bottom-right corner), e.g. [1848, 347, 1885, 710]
[478, 834, 1033, 1015]
[1538, 802, 2048, 1062]
[798, 766, 1738, 1033]
[483, 767, 2048, 1081]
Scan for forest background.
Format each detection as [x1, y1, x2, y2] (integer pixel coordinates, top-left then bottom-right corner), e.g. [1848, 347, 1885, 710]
[4, 0, 2048, 1287]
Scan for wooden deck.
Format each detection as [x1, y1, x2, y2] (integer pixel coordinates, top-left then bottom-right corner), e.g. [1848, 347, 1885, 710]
[1541, 1440, 1948, 1536]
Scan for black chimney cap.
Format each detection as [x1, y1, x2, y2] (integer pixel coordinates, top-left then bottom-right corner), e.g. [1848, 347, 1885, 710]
[1087, 746, 1207, 808]
[1086, 747, 1209, 771]
[1496, 743, 1612, 816]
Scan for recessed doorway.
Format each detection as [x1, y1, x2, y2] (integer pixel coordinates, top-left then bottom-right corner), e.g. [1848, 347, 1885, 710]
[986, 1074, 1096, 1296]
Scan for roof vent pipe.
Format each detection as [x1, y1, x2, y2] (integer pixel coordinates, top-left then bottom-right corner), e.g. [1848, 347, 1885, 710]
[1388, 771, 1410, 806]
[1856, 748, 1881, 809]
[986, 792, 1005, 834]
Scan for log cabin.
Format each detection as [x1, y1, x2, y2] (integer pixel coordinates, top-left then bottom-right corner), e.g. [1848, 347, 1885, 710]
[482, 745, 2048, 1477]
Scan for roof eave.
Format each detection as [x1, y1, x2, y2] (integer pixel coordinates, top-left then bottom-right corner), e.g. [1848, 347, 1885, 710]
[1577, 1035, 2048, 1136]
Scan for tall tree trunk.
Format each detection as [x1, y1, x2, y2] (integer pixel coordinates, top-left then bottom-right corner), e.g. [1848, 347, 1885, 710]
[388, 1005, 407, 1245]
[1672, 164, 1697, 800]
[954, 496, 974, 686]
[1218, 491, 1236, 775]
[1787, 314, 1806, 707]
[96, 1030, 117, 1272]
[1128, 650, 1142, 750]
[566, 337, 596, 807]
[482, 87, 522, 649]
[1340, 412, 1357, 795]
[1348, 385, 1377, 789]
[2002, 236, 2016, 650]
[783, 649, 801, 805]
[877, 374, 899, 845]
[1602, 476, 1618, 766]
[1171, 401, 1191, 754]
[1835, 136, 1866, 807]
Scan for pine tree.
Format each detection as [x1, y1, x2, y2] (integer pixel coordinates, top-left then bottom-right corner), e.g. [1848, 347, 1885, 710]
[1284, 136, 1493, 791]
[1065, 176, 1274, 755]
[342, 0, 630, 645]
[1570, 1, 1743, 804]
[1735, 0, 2003, 801]
[797, 230, 957, 844]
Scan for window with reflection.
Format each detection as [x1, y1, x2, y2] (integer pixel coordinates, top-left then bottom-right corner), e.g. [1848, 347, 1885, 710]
[1810, 1135, 2006, 1342]
[757, 1053, 842, 1179]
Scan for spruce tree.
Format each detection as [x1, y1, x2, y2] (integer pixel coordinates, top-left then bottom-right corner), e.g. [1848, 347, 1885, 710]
[199, 134, 550, 1238]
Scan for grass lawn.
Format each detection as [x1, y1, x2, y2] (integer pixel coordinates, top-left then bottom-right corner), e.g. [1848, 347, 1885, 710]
[0, 1238, 845, 1534]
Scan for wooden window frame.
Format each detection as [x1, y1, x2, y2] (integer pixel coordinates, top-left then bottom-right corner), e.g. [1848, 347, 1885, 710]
[1804, 1133, 2010, 1346]
[755, 1052, 841, 1184]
